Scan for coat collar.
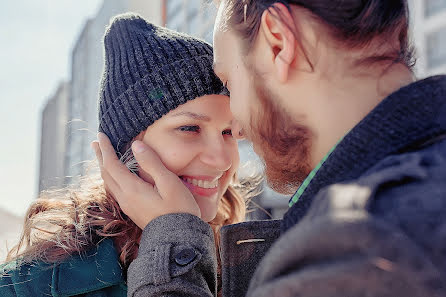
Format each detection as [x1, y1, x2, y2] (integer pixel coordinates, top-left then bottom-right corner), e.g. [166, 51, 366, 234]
[282, 75, 446, 231]
[51, 238, 126, 296]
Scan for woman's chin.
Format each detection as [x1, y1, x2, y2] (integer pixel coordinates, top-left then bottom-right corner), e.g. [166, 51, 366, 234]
[196, 202, 218, 222]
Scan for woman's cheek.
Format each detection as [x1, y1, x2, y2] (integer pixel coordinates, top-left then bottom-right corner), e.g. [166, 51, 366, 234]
[158, 149, 190, 174]
[156, 139, 199, 174]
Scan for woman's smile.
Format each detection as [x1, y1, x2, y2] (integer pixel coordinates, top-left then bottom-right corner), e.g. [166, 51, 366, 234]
[180, 174, 223, 197]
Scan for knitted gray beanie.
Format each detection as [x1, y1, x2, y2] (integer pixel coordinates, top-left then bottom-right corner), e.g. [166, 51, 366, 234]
[98, 13, 227, 152]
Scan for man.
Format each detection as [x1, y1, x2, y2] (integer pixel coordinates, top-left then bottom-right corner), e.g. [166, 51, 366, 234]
[95, 1, 446, 296]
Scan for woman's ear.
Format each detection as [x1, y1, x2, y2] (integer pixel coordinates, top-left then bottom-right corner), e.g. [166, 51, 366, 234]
[259, 3, 297, 83]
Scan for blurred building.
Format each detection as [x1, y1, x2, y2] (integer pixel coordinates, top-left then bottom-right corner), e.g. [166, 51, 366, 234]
[39, 82, 70, 193]
[410, 0, 446, 77]
[164, 0, 216, 43]
[0, 208, 22, 263]
[64, 0, 163, 184]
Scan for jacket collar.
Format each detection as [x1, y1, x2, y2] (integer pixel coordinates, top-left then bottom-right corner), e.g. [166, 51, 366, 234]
[282, 75, 446, 231]
[51, 238, 125, 297]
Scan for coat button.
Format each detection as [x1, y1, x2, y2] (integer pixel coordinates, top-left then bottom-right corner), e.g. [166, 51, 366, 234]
[174, 248, 197, 266]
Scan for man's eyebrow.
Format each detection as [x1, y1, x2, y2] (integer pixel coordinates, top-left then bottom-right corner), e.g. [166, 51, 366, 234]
[170, 111, 211, 122]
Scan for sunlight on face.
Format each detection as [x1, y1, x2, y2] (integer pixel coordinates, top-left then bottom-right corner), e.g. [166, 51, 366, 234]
[142, 95, 239, 222]
[213, 1, 259, 143]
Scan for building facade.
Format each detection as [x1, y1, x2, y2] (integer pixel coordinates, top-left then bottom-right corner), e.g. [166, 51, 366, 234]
[164, 0, 216, 43]
[39, 82, 70, 193]
[410, 0, 446, 77]
[0, 208, 23, 262]
[64, 0, 163, 184]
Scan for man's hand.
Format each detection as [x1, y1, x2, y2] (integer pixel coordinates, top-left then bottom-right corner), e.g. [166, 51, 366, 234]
[91, 132, 201, 229]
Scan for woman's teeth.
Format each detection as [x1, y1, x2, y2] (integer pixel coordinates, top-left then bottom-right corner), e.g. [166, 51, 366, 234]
[182, 177, 218, 189]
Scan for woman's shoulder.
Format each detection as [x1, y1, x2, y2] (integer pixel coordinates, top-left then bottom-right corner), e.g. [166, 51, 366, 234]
[0, 238, 126, 296]
[0, 258, 55, 296]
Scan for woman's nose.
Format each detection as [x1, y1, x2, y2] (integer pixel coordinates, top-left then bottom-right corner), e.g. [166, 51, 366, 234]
[232, 119, 245, 140]
[200, 136, 233, 172]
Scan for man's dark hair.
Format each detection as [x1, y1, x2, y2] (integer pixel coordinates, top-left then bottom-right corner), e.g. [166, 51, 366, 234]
[223, 0, 415, 69]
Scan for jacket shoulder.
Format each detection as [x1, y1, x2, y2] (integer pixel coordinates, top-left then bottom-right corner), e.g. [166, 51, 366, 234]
[365, 138, 446, 269]
[307, 138, 446, 271]
[0, 238, 125, 297]
[0, 259, 54, 297]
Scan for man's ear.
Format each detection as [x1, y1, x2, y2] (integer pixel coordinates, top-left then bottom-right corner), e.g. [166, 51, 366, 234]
[260, 3, 297, 83]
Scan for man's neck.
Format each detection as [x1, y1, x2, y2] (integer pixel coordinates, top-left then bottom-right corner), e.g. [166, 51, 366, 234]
[310, 64, 415, 167]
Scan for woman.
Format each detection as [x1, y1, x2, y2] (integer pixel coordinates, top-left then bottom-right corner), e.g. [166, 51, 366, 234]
[0, 13, 246, 296]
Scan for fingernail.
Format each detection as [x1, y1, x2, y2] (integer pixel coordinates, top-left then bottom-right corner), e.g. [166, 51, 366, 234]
[132, 140, 147, 153]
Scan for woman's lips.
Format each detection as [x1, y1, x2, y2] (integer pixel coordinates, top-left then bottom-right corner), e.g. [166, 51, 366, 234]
[180, 175, 221, 197]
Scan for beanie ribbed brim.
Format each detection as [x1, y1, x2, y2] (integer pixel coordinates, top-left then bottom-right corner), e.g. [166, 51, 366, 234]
[99, 55, 227, 152]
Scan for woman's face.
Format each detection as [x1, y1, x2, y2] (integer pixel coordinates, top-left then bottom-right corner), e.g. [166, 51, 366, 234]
[142, 95, 239, 222]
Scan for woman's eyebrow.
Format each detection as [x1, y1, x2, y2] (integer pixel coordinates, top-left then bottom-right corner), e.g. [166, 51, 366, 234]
[170, 111, 211, 122]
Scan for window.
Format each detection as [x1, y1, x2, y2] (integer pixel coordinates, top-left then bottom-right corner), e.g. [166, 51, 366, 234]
[426, 27, 446, 69]
[425, 0, 446, 17]
[187, 1, 199, 19]
[166, 0, 182, 24]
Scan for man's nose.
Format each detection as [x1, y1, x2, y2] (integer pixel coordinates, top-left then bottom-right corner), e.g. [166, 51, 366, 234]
[232, 119, 245, 140]
[200, 136, 232, 172]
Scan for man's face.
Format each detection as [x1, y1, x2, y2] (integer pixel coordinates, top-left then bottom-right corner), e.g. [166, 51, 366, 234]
[213, 2, 313, 194]
[213, 10, 256, 144]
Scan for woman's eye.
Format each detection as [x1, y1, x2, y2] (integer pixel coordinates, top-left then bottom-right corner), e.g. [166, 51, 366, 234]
[222, 129, 232, 136]
[178, 125, 200, 133]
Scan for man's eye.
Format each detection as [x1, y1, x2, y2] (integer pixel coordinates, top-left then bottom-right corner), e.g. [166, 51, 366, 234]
[178, 125, 200, 132]
[222, 129, 232, 136]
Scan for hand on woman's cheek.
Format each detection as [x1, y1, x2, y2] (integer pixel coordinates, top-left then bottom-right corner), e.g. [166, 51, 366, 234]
[94, 95, 238, 227]
[94, 134, 200, 230]
[142, 95, 239, 222]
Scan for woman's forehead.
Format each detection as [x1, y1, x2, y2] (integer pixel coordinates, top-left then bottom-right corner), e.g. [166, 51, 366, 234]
[163, 95, 232, 122]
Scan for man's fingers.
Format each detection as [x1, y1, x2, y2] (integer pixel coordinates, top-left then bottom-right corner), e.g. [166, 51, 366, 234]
[91, 141, 103, 167]
[91, 140, 121, 197]
[97, 132, 119, 163]
[97, 133, 136, 184]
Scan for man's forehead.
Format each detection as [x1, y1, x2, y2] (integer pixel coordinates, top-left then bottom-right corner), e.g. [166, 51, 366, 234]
[212, 27, 225, 73]
[212, 47, 224, 75]
[212, 60, 221, 74]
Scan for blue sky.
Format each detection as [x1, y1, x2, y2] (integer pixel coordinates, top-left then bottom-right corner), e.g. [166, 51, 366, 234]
[0, 1, 102, 216]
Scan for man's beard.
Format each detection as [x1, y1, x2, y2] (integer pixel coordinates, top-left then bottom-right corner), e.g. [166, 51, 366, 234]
[246, 75, 313, 195]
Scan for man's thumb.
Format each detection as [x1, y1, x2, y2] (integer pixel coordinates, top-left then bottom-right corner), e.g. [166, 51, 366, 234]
[131, 140, 174, 187]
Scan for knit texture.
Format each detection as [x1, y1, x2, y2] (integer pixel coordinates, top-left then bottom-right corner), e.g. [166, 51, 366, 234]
[98, 13, 227, 152]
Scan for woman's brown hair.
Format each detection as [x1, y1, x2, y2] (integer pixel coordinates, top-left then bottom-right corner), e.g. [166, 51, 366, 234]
[5, 149, 247, 271]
